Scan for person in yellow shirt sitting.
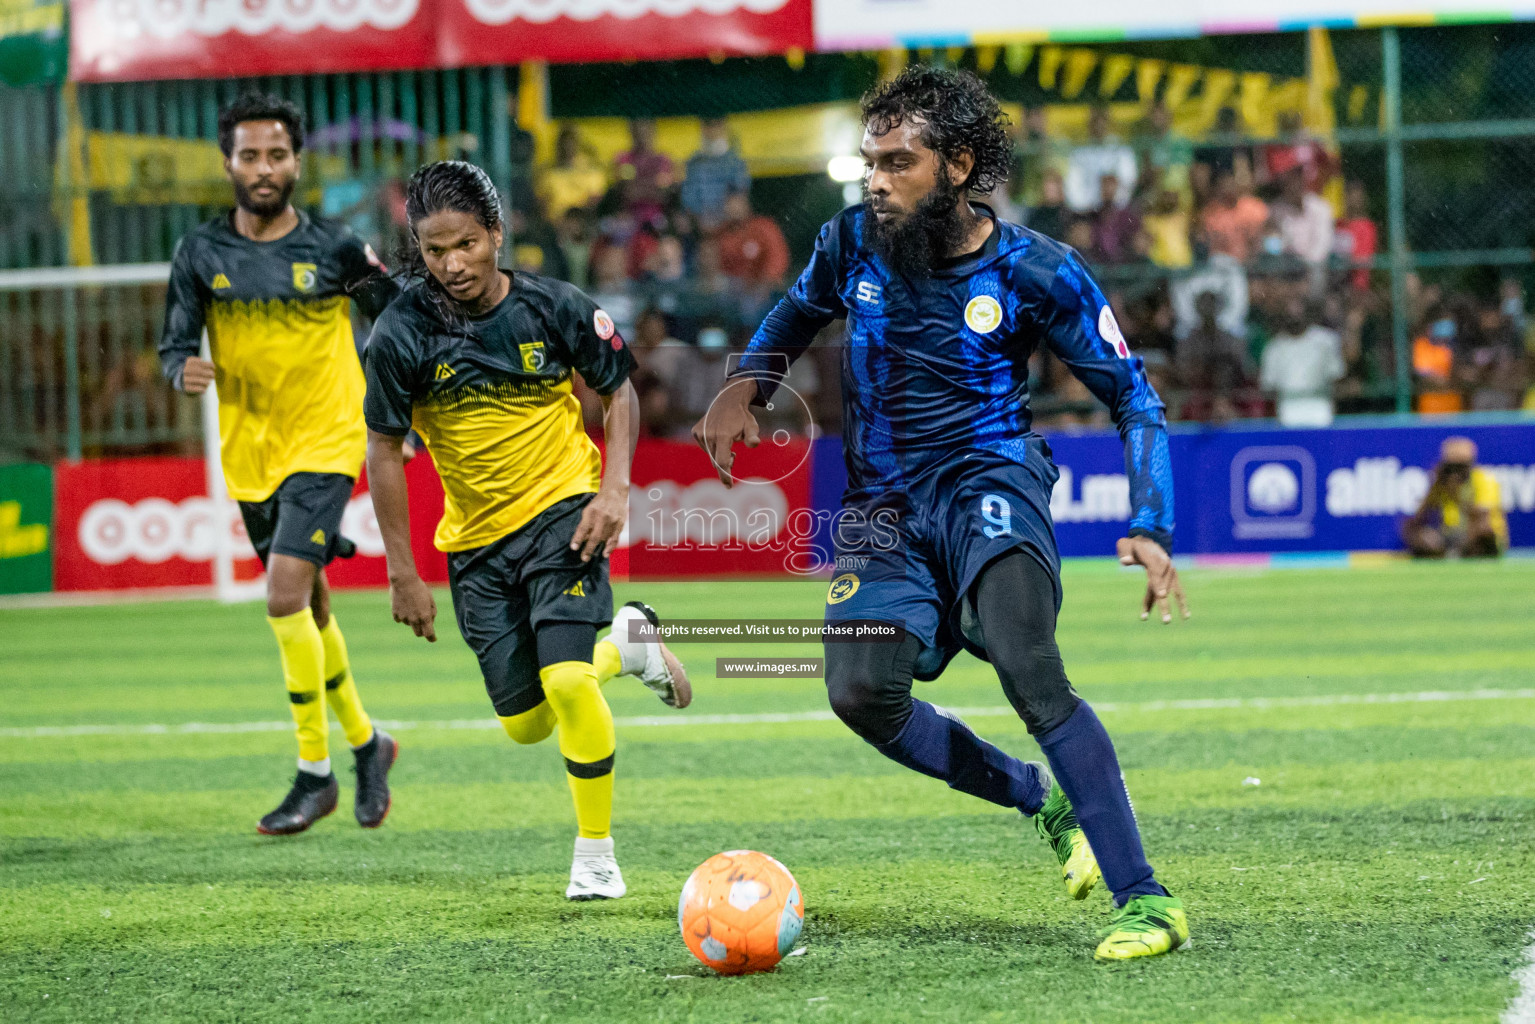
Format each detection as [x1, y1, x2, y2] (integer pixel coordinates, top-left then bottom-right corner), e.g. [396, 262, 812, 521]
[536, 124, 609, 221]
[1403, 437, 1508, 558]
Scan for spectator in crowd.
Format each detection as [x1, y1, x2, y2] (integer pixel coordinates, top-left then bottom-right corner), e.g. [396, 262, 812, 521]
[615, 118, 675, 226]
[1413, 307, 1462, 412]
[1136, 100, 1194, 204]
[1200, 171, 1269, 265]
[670, 318, 737, 432]
[538, 124, 609, 221]
[1023, 168, 1068, 241]
[554, 207, 594, 290]
[674, 235, 746, 335]
[1499, 276, 1528, 335]
[1262, 111, 1333, 194]
[1176, 290, 1255, 421]
[714, 190, 789, 289]
[1463, 306, 1527, 410]
[508, 199, 569, 281]
[681, 116, 751, 230]
[1403, 437, 1508, 558]
[1259, 296, 1345, 426]
[1334, 179, 1377, 292]
[1192, 106, 1254, 203]
[1140, 187, 1193, 269]
[1064, 104, 1136, 213]
[1012, 105, 1072, 209]
[1271, 167, 1335, 289]
[1089, 172, 1142, 264]
[628, 306, 690, 440]
[587, 243, 640, 342]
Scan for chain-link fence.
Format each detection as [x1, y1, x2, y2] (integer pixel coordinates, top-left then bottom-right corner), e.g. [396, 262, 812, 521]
[1, 24, 1533, 462]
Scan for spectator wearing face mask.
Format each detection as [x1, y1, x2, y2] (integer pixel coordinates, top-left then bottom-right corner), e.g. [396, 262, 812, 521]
[1403, 436, 1508, 558]
[1413, 308, 1462, 413]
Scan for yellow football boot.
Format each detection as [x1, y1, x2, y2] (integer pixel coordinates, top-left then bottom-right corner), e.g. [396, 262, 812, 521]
[1095, 894, 1189, 961]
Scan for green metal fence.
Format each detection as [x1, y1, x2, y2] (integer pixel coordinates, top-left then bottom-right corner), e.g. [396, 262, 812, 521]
[2, 26, 1534, 461]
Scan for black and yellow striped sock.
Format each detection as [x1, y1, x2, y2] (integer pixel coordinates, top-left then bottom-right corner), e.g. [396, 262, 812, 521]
[318, 615, 374, 749]
[268, 610, 328, 765]
[540, 661, 615, 840]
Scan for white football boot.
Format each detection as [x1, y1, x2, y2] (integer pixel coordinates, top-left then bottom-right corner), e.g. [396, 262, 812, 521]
[604, 601, 692, 709]
[566, 836, 627, 900]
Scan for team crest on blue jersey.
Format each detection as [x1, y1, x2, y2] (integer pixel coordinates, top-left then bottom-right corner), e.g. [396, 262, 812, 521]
[292, 262, 318, 293]
[827, 573, 860, 604]
[519, 341, 547, 373]
[1099, 305, 1131, 358]
[964, 295, 1003, 334]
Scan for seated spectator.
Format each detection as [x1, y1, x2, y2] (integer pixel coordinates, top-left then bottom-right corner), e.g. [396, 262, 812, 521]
[1333, 180, 1377, 292]
[681, 117, 751, 231]
[1064, 105, 1136, 214]
[1261, 111, 1334, 194]
[1063, 216, 1096, 260]
[508, 201, 569, 280]
[1259, 297, 1345, 426]
[539, 124, 609, 221]
[1464, 305, 1527, 410]
[1192, 106, 1255, 203]
[1140, 188, 1193, 269]
[1176, 290, 1254, 421]
[1271, 168, 1334, 289]
[714, 191, 789, 289]
[1171, 252, 1250, 341]
[587, 243, 639, 342]
[1412, 309, 1462, 413]
[670, 319, 738, 433]
[1201, 171, 1269, 265]
[1089, 173, 1142, 264]
[1012, 105, 1073, 209]
[1136, 100, 1194, 203]
[615, 118, 675, 227]
[555, 207, 594, 290]
[1403, 437, 1508, 558]
[1023, 168, 1068, 242]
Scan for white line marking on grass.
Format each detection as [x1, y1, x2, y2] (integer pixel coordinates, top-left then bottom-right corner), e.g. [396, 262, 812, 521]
[1504, 930, 1535, 1024]
[2, 688, 1533, 740]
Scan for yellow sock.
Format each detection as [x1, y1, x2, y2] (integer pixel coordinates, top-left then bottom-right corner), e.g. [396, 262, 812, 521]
[268, 610, 328, 764]
[318, 615, 374, 748]
[498, 703, 557, 745]
[593, 639, 623, 685]
[540, 661, 615, 840]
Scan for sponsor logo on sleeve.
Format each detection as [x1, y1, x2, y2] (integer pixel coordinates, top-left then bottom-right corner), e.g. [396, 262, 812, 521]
[594, 309, 616, 341]
[1098, 305, 1130, 358]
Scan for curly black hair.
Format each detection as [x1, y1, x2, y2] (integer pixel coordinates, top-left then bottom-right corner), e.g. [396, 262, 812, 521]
[860, 66, 1012, 194]
[217, 92, 305, 157]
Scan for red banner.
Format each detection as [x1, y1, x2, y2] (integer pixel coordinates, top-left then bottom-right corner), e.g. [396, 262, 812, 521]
[53, 455, 449, 592]
[69, 0, 812, 82]
[49, 439, 812, 592]
[437, 0, 812, 66]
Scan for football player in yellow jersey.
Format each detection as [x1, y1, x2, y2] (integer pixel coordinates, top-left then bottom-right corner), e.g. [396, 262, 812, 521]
[364, 161, 690, 900]
[160, 94, 401, 836]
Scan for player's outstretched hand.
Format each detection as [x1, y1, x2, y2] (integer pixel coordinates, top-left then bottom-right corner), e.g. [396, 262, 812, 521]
[390, 573, 438, 642]
[691, 377, 761, 488]
[181, 356, 216, 395]
[571, 487, 628, 562]
[1116, 535, 1190, 625]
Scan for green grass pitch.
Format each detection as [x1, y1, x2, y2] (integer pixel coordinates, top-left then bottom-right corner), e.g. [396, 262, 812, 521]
[3, 560, 1534, 1023]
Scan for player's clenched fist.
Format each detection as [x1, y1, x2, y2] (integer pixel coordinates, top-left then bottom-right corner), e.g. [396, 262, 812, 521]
[389, 573, 438, 642]
[180, 356, 216, 395]
[692, 377, 762, 488]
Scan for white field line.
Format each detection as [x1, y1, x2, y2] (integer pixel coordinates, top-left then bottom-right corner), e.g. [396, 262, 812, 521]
[1505, 930, 1535, 1024]
[2, 688, 1533, 740]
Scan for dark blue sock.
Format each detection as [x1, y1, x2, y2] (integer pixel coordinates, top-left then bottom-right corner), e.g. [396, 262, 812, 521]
[874, 699, 1048, 813]
[1037, 701, 1167, 905]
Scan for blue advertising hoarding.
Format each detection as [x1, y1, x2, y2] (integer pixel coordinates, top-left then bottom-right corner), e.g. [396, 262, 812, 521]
[809, 419, 1535, 559]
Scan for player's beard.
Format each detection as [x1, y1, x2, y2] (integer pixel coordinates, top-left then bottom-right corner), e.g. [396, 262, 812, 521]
[233, 176, 295, 219]
[863, 174, 970, 277]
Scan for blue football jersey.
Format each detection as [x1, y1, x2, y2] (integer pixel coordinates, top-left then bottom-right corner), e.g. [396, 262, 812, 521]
[736, 205, 1174, 551]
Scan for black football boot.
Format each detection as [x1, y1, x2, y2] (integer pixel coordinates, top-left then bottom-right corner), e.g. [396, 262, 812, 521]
[352, 730, 398, 828]
[257, 771, 339, 835]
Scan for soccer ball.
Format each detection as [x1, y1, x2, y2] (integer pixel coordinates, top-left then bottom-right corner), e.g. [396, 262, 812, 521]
[678, 850, 804, 975]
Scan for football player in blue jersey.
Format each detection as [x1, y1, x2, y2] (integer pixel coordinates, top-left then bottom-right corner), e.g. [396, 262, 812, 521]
[693, 66, 1190, 960]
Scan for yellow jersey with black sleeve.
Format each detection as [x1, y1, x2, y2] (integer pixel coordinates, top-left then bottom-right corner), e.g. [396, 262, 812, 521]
[159, 211, 398, 502]
[363, 271, 636, 553]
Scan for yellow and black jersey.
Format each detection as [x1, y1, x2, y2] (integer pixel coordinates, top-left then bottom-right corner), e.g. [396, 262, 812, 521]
[363, 271, 636, 553]
[159, 211, 398, 502]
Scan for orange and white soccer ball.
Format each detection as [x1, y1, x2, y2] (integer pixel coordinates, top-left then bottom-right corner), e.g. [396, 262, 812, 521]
[678, 850, 804, 975]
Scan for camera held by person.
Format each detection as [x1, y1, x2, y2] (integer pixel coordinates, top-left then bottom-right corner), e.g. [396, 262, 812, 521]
[1402, 437, 1508, 558]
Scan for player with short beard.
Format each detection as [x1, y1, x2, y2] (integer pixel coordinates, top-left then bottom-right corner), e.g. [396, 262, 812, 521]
[160, 93, 401, 837]
[695, 66, 1191, 960]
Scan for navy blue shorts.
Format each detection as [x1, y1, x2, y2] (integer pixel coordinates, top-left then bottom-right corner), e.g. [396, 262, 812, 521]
[823, 443, 1062, 679]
